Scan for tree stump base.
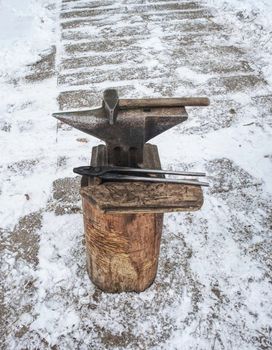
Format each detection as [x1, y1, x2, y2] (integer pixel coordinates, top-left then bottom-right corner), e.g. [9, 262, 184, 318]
[82, 201, 163, 292]
[80, 144, 203, 293]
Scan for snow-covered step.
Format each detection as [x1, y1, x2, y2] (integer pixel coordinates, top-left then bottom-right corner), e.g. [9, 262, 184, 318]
[61, 28, 148, 42]
[58, 67, 168, 86]
[62, 38, 144, 55]
[60, 10, 212, 30]
[59, 52, 141, 70]
[61, 0, 202, 10]
[61, 22, 222, 43]
[211, 75, 268, 93]
[61, 38, 244, 59]
[56, 0, 268, 124]
[59, 57, 254, 77]
[60, 3, 203, 19]
[58, 85, 136, 110]
[62, 0, 115, 10]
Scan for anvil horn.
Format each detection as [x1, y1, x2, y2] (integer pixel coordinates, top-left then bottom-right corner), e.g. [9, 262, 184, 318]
[53, 107, 108, 140]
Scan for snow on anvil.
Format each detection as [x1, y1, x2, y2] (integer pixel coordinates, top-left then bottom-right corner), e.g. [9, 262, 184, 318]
[0, 0, 272, 349]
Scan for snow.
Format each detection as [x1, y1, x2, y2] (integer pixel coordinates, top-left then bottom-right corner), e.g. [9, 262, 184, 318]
[177, 67, 213, 84]
[0, 0, 55, 78]
[157, 123, 272, 192]
[205, 0, 272, 85]
[1, 0, 272, 349]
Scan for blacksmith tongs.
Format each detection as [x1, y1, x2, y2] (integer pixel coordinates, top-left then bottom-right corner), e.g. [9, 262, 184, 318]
[73, 166, 209, 187]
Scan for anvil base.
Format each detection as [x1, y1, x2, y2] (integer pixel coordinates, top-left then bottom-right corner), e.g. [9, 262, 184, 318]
[80, 144, 203, 292]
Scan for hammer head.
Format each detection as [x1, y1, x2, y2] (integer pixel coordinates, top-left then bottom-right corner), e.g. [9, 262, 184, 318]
[103, 88, 119, 125]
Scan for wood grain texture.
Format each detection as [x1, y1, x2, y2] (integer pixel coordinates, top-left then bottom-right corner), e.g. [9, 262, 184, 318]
[81, 143, 203, 292]
[82, 143, 164, 292]
[119, 97, 210, 108]
[83, 199, 163, 292]
[80, 144, 203, 214]
[81, 182, 203, 214]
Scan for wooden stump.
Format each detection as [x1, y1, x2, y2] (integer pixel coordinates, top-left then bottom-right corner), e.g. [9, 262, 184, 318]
[82, 144, 164, 292]
[82, 200, 163, 292]
[80, 144, 203, 293]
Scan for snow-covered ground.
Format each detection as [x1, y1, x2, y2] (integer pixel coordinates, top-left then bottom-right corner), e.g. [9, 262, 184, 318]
[206, 0, 272, 86]
[0, 0, 272, 349]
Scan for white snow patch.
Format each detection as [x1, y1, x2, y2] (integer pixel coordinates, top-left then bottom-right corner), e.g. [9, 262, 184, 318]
[177, 66, 213, 84]
[205, 0, 272, 85]
[0, 0, 55, 78]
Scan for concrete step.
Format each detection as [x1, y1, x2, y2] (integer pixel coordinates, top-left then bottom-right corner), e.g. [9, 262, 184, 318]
[58, 66, 167, 86]
[61, 36, 237, 58]
[62, 0, 115, 10]
[192, 60, 254, 75]
[171, 44, 245, 58]
[60, 52, 142, 70]
[215, 75, 267, 92]
[60, 2, 203, 19]
[58, 72, 267, 97]
[160, 19, 223, 33]
[62, 26, 148, 42]
[61, 10, 212, 30]
[61, 20, 222, 43]
[61, 0, 203, 10]
[58, 85, 135, 110]
[59, 52, 253, 77]
[63, 37, 142, 55]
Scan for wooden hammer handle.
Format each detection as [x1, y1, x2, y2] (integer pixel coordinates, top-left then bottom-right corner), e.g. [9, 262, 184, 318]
[119, 97, 210, 109]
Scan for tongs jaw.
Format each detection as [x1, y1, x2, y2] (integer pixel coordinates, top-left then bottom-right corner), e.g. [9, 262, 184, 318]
[73, 166, 209, 187]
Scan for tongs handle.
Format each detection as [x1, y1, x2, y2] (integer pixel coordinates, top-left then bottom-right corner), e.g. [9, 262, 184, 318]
[101, 173, 209, 187]
[73, 166, 209, 187]
[73, 166, 206, 177]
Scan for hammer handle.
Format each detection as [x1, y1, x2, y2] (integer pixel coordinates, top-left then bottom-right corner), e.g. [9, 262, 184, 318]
[119, 97, 210, 109]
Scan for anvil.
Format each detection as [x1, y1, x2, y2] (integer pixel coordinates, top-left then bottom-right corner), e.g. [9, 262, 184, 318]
[53, 89, 209, 166]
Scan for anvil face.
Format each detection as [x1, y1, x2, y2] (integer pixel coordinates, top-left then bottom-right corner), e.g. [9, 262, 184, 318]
[53, 105, 187, 166]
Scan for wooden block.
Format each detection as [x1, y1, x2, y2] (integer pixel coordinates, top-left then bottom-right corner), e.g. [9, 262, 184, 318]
[81, 182, 203, 214]
[80, 143, 203, 292]
[81, 143, 203, 214]
[82, 198, 163, 292]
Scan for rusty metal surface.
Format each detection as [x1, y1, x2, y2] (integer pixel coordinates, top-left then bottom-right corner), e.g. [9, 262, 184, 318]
[53, 89, 209, 166]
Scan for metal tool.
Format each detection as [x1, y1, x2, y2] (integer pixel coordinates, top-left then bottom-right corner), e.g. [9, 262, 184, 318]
[73, 166, 209, 187]
[53, 89, 210, 167]
[103, 89, 119, 125]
